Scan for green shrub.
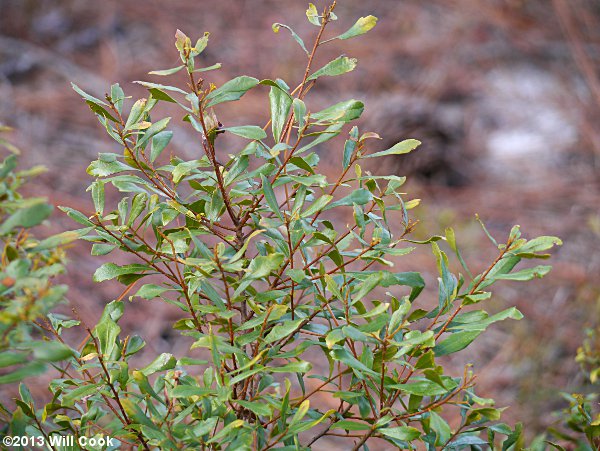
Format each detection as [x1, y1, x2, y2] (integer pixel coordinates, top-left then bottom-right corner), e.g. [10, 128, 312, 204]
[0, 127, 79, 387]
[1, 4, 564, 449]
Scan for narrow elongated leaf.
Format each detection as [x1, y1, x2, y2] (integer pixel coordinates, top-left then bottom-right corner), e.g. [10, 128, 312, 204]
[247, 253, 285, 279]
[306, 3, 321, 26]
[264, 319, 303, 343]
[380, 426, 421, 441]
[95, 315, 120, 358]
[62, 383, 101, 407]
[170, 386, 215, 398]
[261, 174, 284, 221]
[136, 117, 171, 148]
[311, 99, 364, 123]
[272, 23, 309, 54]
[0, 362, 46, 384]
[205, 76, 259, 107]
[450, 307, 523, 332]
[268, 80, 293, 142]
[140, 353, 177, 376]
[333, 420, 371, 431]
[433, 330, 482, 356]
[335, 16, 378, 40]
[71, 83, 107, 106]
[223, 125, 267, 140]
[515, 236, 562, 256]
[325, 188, 372, 210]
[134, 283, 168, 299]
[493, 265, 552, 281]
[111, 84, 125, 114]
[330, 348, 377, 375]
[364, 139, 421, 158]
[308, 56, 357, 81]
[293, 98, 307, 131]
[151, 130, 173, 162]
[93, 263, 151, 282]
[301, 195, 333, 217]
[0, 202, 52, 234]
[148, 65, 185, 76]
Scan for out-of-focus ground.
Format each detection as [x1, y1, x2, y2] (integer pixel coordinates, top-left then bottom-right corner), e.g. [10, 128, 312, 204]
[1, 0, 599, 445]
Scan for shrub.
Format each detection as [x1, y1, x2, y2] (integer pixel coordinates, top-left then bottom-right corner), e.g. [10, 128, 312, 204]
[0, 128, 79, 386]
[1, 4, 563, 450]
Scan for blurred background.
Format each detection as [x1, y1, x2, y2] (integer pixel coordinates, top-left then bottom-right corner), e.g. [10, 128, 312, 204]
[1, 0, 599, 442]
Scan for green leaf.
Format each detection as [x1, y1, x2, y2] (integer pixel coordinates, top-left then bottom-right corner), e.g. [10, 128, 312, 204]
[59, 206, 94, 226]
[128, 192, 147, 226]
[515, 236, 562, 256]
[205, 76, 259, 107]
[450, 307, 523, 332]
[307, 56, 358, 81]
[333, 420, 372, 431]
[430, 410, 452, 445]
[137, 117, 171, 148]
[343, 132, 357, 169]
[270, 361, 311, 373]
[93, 263, 151, 282]
[151, 130, 173, 162]
[121, 398, 155, 428]
[170, 386, 215, 398]
[194, 63, 222, 73]
[335, 15, 378, 40]
[364, 139, 421, 159]
[379, 426, 421, 441]
[264, 319, 303, 343]
[0, 352, 27, 368]
[32, 342, 74, 362]
[111, 83, 124, 112]
[325, 188, 372, 210]
[311, 99, 364, 123]
[95, 314, 120, 358]
[0, 362, 46, 384]
[306, 3, 321, 26]
[293, 98, 307, 131]
[237, 399, 271, 417]
[326, 328, 345, 349]
[134, 284, 168, 300]
[301, 195, 333, 217]
[62, 383, 102, 407]
[140, 353, 177, 376]
[493, 265, 552, 281]
[86, 100, 118, 122]
[268, 80, 293, 142]
[71, 83, 107, 106]
[148, 65, 185, 76]
[90, 181, 105, 215]
[87, 158, 133, 177]
[192, 32, 210, 56]
[433, 330, 482, 356]
[445, 435, 488, 449]
[389, 378, 458, 396]
[272, 23, 309, 55]
[330, 348, 377, 375]
[134, 81, 187, 95]
[261, 174, 284, 221]
[0, 202, 52, 234]
[246, 253, 285, 279]
[223, 125, 267, 140]
[298, 123, 344, 153]
[125, 98, 148, 130]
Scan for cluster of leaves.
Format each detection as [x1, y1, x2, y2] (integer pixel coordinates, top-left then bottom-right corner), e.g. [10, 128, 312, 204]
[0, 128, 78, 393]
[1, 4, 565, 450]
